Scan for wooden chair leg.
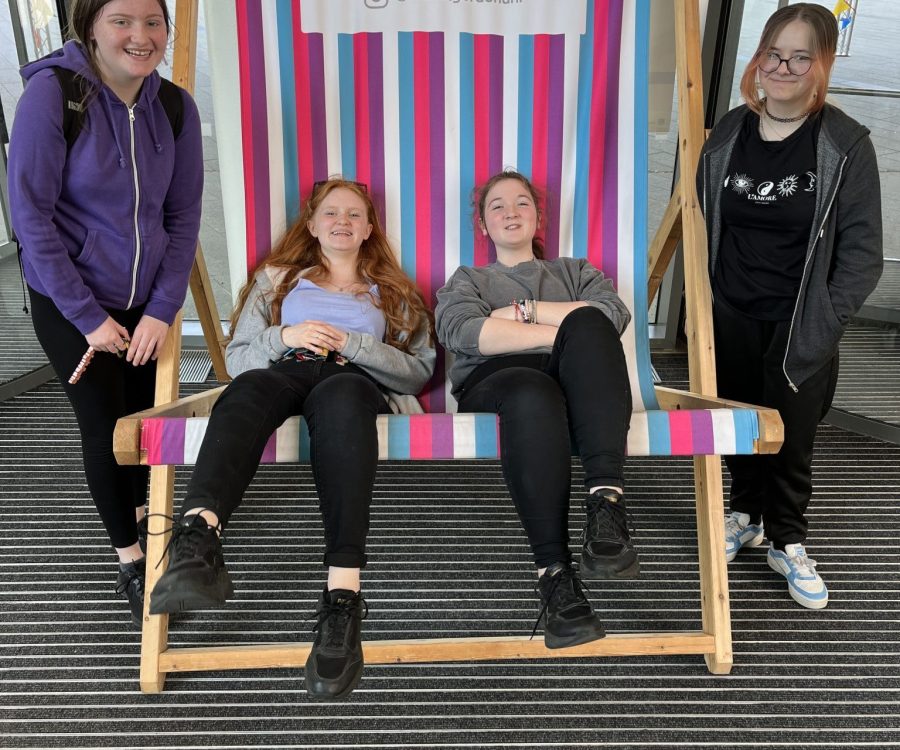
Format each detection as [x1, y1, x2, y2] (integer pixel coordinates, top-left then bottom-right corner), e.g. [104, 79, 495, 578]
[140, 464, 175, 693]
[693, 454, 733, 674]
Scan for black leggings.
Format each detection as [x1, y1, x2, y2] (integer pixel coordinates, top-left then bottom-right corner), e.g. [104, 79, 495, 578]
[182, 359, 391, 568]
[28, 287, 155, 549]
[457, 306, 632, 567]
[714, 296, 839, 546]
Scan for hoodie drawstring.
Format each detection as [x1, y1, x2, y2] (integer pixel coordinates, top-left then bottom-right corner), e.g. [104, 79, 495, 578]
[143, 97, 163, 154]
[100, 92, 129, 169]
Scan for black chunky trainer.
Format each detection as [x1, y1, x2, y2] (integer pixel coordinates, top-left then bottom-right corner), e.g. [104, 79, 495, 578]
[137, 515, 148, 555]
[149, 514, 233, 614]
[305, 588, 368, 700]
[115, 557, 146, 626]
[534, 561, 605, 649]
[581, 490, 640, 579]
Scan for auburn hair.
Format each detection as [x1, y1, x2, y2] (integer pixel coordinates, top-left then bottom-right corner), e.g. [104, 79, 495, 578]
[473, 169, 546, 260]
[229, 178, 433, 351]
[739, 2, 837, 115]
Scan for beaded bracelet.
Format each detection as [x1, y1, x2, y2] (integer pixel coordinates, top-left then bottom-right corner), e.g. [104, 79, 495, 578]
[68, 346, 96, 384]
[513, 299, 538, 324]
[513, 299, 528, 323]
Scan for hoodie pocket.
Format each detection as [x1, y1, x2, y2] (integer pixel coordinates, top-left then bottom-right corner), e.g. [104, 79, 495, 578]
[73, 228, 133, 307]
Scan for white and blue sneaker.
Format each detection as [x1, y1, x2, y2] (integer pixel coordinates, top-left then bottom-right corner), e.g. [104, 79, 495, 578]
[767, 543, 829, 609]
[724, 512, 765, 562]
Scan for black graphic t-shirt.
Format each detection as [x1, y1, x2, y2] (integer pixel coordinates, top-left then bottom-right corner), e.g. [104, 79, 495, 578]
[715, 111, 819, 320]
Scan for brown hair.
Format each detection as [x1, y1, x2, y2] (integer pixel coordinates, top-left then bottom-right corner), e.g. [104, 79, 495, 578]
[473, 170, 545, 260]
[739, 2, 837, 115]
[230, 178, 433, 352]
[68, 0, 171, 83]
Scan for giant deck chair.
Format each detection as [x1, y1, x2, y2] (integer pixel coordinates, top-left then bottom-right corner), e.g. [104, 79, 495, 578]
[114, 0, 783, 693]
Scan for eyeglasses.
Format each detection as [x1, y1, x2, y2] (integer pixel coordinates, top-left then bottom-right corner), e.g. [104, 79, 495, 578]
[759, 52, 813, 76]
[312, 179, 368, 195]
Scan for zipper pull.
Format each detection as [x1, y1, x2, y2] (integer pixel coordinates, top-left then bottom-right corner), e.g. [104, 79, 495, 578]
[128, 105, 135, 122]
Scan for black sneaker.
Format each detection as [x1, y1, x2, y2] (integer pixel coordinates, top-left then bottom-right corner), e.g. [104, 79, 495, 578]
[115, 557, 146, 626]
[305, 588, 368, 700]
[581, 490, 640, 579]
[534, 561, 605, 649]
[148, 514, 234, 614]
[137, 515, 148, 555]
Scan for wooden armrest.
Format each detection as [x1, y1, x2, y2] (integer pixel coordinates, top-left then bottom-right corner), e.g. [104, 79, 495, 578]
[113, 386, 227, 465]
[654, 385, 784, 454]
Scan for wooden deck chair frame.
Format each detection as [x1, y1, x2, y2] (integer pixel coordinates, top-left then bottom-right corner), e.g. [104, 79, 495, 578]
[115, 0, 783, 693]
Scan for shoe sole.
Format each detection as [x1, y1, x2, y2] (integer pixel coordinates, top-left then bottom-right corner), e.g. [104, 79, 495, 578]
[580, 554, 640, 580]
[305, 661, 364, 701]
[544, 624, 606, 649]
[767, 557, 828, 610]
[149, 574, 234, 615]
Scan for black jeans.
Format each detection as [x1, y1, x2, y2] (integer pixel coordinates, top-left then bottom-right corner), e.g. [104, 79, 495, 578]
[457, 307, 632, 567]
[714, 296, 839, 546]
[183, 359, 391, 568]
[28, 287, 155, 549]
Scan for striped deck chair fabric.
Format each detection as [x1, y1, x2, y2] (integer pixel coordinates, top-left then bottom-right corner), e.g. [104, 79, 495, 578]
[141, 0, 762, 465]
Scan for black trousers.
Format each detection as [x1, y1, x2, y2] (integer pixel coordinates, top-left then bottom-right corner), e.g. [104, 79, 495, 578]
[28, 287, 155, 549]
[714, 296, 839, 546]
[457, 306, 632, 567]
[182, 359, 391, 568]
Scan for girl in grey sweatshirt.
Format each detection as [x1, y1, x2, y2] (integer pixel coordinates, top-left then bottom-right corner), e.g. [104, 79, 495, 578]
[435, 170, 636, 650]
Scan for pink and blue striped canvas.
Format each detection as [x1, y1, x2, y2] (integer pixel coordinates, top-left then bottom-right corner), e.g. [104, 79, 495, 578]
[141, 1, 762, 464]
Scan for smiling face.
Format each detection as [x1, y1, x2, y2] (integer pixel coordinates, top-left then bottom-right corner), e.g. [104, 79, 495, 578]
[90, 0, 168, 102]
[479, 178, 540, 257]
[307, 187, 374, 258]
[758, 19, 818, 116]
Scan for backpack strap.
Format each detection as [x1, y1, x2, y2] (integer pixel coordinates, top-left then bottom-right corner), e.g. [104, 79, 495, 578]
[50, 68, 184, 149]
[50, 67, 89, 151]
[155, 78, 185, 140]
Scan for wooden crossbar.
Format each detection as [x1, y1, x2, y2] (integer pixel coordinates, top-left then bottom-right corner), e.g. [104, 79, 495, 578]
[153, 633, 718, 674]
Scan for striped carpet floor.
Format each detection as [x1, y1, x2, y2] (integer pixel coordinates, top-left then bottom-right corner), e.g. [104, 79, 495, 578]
[832, 322, 900, 426]
[864, 259, 899, 311]
[1, 372, 899, 749]
[0, 254, 47, 385]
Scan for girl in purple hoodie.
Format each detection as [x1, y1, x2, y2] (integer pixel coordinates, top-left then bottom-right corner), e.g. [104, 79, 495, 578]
[8, 0, 203, 625]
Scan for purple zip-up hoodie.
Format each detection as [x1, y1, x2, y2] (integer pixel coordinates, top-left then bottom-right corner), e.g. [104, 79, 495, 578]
[8, 41, 203, 336]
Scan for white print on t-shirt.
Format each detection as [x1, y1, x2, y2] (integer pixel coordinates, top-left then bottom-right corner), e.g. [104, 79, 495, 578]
[728, 170, 816, 203]
[777, 175, 798, 197]
[728, 173, 754, 195]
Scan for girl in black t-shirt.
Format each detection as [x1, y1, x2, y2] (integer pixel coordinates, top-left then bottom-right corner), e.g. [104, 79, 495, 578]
[696, 4, 883, 610]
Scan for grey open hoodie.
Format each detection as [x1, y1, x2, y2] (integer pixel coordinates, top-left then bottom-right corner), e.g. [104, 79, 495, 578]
[696, 103, 883, 390]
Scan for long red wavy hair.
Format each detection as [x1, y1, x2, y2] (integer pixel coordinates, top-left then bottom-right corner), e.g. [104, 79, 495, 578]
[229, 178, 433, 351]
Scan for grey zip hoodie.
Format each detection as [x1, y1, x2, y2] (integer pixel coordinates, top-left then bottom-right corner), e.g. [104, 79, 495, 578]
[697, 103, 882, 390]
[226, 267, 435, 408]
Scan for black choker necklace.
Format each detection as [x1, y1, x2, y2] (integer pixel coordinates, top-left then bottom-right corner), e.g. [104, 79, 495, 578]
[764, 103, 809, 123]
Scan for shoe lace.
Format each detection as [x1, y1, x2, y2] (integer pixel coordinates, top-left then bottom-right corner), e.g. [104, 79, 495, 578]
[145, 512, 222, 570]
[724, 514, 744, 538]
[787, 548, 818, 577]
[310, 595, 369, 649]
[114, 564, 144, 598]
[584, 495, 634, 545]
[531, 565, 590, 640]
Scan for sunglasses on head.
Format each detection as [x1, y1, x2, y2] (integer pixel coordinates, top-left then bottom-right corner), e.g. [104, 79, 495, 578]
[312, 179, 368, 195]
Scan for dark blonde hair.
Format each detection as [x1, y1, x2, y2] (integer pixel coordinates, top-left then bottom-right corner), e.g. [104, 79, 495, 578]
[473, 170, 545, 260]
[230, 178, 433, 351]
[69, 0, 171, 82]
[739, 2, 837, 115]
